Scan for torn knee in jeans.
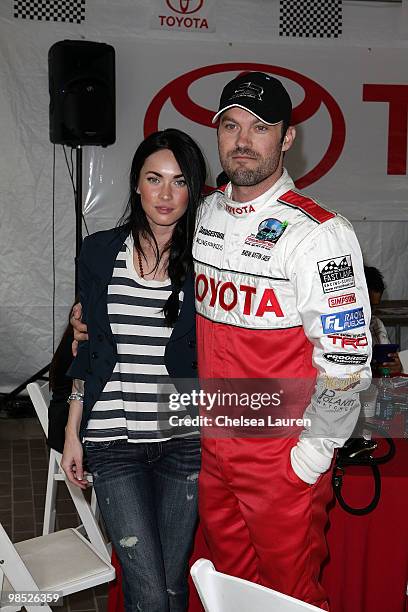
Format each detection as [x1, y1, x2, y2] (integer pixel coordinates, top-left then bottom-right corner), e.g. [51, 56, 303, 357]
[119, 535, 139, 558]
[166, 586, 187, 604]
[187, 471, 199, 501]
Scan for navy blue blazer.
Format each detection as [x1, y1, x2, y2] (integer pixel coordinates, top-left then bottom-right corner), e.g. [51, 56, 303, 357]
[67, 227, 198, 438]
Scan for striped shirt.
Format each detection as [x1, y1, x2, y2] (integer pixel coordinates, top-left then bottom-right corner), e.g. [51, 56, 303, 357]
[84, 234, 197, 442]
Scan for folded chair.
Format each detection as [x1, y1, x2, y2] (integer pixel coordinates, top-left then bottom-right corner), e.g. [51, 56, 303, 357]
[191, 559, 322, 612]
[26, 382, 108, 561]
[0, 522, 114, 612]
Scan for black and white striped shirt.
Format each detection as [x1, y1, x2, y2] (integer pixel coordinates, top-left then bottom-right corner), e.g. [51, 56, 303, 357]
[84, 235, 196, 442]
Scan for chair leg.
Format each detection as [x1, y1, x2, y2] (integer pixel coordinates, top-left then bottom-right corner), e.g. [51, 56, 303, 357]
[42, 453, 58, 535]
[64, 480, 110, 563]
[90, 488, 100, 522]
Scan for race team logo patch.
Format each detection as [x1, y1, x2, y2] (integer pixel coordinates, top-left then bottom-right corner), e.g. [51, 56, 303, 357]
[245, 219, 288, 250]
[318, 255, 355, 294]
[321, 308, 365, 334]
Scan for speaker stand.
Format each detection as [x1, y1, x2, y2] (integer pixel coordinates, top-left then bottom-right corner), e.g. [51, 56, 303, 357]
[74, 145, 83, 295]
[2, 146, 84, 411]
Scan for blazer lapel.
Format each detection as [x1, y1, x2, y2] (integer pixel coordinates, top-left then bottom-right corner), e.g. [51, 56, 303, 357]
[170, 273, 196, 342]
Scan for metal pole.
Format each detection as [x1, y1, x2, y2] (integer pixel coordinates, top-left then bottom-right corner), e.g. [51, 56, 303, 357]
[75, 145, 83, 296]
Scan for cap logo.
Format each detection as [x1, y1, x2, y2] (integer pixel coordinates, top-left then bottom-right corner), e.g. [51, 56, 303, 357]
[231, 81, 263, 101]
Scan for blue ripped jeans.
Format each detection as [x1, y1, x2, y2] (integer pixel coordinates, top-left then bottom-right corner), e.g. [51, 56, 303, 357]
[84, 437, 201, 612]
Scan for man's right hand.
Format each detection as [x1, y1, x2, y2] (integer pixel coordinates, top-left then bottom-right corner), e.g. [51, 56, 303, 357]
[70, 302, 88, 356]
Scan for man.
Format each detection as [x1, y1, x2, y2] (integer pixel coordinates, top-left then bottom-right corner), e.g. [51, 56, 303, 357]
[71, 72, 371, 608]
[192, 72, 371, 609]
[364, 265, 402, 374]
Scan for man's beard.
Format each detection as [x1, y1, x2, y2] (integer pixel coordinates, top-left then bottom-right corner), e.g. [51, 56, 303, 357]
[221, 147, 281, 187]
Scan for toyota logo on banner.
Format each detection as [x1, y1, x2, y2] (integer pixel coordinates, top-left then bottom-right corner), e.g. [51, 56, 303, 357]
[166, 0, 204, 13]
[144, 62, 346, 189]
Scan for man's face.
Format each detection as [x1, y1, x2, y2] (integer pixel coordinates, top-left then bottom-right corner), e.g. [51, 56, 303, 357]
[217, 107, 295, 189]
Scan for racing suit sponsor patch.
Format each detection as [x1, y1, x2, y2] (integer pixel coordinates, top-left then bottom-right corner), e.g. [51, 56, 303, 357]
[198, 226, 224, 240]
[225, 203, 255, 215]
[321, 308, 365, 334]
[196, 225, 224, 251]
[323, 353, 368, 365]
[328, 293, 356, 308]
[195, 273, 284, 318]
[327, 333, 368, 349]
[324, 372, 361, 391]
[316, 388, 359, 410]
[318, 255, 355, 294]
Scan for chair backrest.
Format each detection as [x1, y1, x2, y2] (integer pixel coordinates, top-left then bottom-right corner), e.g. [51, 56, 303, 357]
[26, 382, 110, 562]
[26, 382, 50, 437]
[398, 349, 408, 374]
[190, 559, 322, 612]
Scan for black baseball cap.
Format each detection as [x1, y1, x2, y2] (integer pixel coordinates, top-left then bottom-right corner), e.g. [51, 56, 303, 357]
[212, 72, 292, 126]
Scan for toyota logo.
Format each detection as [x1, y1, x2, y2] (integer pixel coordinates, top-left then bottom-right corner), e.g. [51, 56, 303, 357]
[144, 63, 345, 189]
[166, 0, 204, 14]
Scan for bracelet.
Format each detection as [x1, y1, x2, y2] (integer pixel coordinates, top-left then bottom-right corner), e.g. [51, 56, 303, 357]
[68, 392, 84, 403]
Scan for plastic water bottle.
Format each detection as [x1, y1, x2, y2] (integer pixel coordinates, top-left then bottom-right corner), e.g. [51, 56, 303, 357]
[375, 368, 394, 421]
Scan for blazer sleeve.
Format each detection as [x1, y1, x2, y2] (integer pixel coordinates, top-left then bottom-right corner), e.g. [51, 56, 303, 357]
[66, 236, 93, 381]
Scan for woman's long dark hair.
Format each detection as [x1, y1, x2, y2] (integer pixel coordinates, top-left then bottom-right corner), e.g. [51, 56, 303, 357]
[118, 129, 206, 326]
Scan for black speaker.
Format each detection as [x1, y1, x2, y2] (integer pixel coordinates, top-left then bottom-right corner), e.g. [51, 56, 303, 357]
[49, 40, 115, 147]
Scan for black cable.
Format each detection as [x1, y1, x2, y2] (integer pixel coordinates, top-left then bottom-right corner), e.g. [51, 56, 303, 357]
[63, 144, 76, 196]
[70, 146, 74, 184]
[333, 425, 396, 515]
[82, 209, 90, 236]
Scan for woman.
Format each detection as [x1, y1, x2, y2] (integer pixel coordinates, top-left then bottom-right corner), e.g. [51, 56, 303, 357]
[61, 129, 206, 612]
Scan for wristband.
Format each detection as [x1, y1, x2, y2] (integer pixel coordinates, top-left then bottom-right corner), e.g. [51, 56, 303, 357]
[68, 392, 84, 403]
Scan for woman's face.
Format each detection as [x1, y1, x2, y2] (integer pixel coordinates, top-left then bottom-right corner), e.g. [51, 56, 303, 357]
[137, 149, 189, 232]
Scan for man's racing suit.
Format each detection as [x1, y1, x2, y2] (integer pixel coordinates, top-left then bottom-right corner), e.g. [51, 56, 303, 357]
[192, 169, 371, 608]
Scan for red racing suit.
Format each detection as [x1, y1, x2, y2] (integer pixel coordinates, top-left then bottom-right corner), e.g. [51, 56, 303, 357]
[192, 169, 372, 608]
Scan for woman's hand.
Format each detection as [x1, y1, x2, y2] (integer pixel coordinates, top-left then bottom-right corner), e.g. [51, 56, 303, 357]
[70, 302, 88, 356]
[61, 424, 89, 490]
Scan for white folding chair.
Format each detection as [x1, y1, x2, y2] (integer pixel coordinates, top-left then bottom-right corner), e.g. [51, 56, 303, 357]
[191, 559, 322, 612]
[0, 522, 114, 612]
[26, 382, 109, 562]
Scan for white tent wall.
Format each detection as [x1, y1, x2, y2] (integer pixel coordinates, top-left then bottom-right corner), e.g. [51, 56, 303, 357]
[0, 0, 407, 392]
